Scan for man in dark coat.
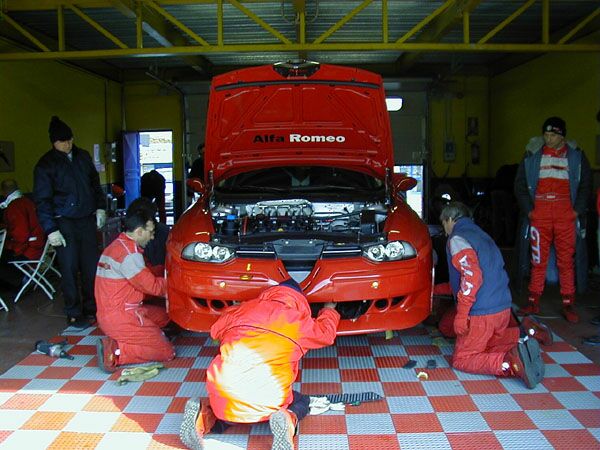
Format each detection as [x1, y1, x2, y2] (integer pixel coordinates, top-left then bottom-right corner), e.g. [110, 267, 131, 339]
[514, 117, 591, 323]
[33, 116, 106, 329]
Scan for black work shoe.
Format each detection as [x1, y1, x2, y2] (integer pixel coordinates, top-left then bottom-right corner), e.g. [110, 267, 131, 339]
[67, 315, 91, 330]
[583, 335, 600, 346]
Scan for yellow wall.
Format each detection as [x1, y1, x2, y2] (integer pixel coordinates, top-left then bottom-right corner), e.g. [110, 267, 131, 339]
[0, 46, 122, 190]
[122, 82, 184, 180]
[429, 76, 490, 178]
[490, 40, 600, 173]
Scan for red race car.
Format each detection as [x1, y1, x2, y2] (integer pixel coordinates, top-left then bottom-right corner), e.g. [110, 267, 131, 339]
[166, 61, 433, 335]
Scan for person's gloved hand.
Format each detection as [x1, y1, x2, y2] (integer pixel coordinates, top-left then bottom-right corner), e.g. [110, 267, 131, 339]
[48, 230, 66, 247]
[96, 209, 107, 229]
[453, 308, 469, 336]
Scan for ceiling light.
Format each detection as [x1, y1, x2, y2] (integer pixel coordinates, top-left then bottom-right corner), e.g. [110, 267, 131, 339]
[386, 97, 403, 111]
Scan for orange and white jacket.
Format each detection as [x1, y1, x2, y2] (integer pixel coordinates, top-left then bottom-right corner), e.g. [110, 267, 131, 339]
[206, 285, 340, 423]
[95, 233, 166, 328]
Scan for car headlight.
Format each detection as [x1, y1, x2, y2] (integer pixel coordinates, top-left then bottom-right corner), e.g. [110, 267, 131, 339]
[362, 241, 416, 262]
[182, 242, 235, 263]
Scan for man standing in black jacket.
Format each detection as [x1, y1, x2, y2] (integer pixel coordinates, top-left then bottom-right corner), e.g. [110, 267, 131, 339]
[34, 116, 106, 329]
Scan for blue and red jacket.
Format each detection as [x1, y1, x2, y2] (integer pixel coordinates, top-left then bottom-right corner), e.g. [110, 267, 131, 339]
[447, 217, 511, 316]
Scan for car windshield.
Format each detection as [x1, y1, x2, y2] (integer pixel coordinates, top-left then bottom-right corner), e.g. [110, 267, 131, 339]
[217, 166, 383, 193]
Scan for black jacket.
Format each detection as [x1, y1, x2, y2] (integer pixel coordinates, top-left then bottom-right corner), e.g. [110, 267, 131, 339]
[33, 146, 104, 234]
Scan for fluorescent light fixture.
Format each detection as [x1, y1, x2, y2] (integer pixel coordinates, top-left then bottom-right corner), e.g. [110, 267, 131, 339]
[386, 97, 403, 111]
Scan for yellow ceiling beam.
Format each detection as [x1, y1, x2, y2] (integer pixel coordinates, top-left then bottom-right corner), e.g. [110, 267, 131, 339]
[228, 0, 291, 45]
[145, 0, 210, 46]
[67, 4, 129, 48]
[1, 42, 599, 62]
[557, 7, 600, 44]
[314, 0, 373, 45]
[4, 0, 286, 10]
[396, 0, 455, 44]
[395, 0, 482, 71]
[477, 0, 536, 45]
[0, 12, 51, 51]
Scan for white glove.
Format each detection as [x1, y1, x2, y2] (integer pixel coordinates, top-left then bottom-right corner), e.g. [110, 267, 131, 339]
[48, 230, 66, 247]
[96, 209, 107, 229]
[308, 396, 345, 415]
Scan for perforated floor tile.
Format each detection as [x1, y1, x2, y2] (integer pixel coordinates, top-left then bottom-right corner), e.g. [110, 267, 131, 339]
[0, 325, 599, 449]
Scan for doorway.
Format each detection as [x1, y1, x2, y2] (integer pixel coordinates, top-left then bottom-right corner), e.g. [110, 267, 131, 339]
[123, 130, 175, 225]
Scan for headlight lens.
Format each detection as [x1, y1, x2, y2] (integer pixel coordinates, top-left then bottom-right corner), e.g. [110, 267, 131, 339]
[182, 242, 235, 263]
[362, 240, 416, 262]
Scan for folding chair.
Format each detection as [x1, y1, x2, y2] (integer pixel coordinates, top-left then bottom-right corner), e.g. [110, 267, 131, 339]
[0, 229, 8, 312]
[10, 239, 59, 303]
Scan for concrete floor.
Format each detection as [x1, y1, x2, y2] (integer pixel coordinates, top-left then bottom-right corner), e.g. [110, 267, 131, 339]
[0, 271, 599, 375]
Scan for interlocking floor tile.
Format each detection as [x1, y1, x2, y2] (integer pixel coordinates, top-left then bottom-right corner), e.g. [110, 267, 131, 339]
[0, 325, 598, 449]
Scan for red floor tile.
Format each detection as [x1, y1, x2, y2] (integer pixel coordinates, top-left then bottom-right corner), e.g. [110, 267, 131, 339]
[299, 414, 347, 434]
[512, 393, 564, 410]
[405, 345, 442, 355]
[542, 377, 587, 392]
[0, 431, 12, 445]
[542, 429, 600, 450]
[167, 397, 188, 414]
[111, 412, 163, 433]
[36, 366, 80, 379]
[199, 347, 218, 357]
[382, 381, 427, 396]
[300, 382, 342, 395]
[561, 363, 600, 376]
[136, 381, 181, 397]
[18, 354, 57, 365]
[1, 393, 51, 410]
[184, 369, 207, 382]
[373, 356, 410, 368]
[247, 435, 275, 450]
[430, 395, 478, 412]
[68, 345, 97, 355]
[164, 357, 195, 368]
[392, 413, 443, 433]
[47, 431, 103, 449]
[571, 409, 600, 428]
[462, 380, 508, 395]
[83, 395, 132, 412]
[58, 380, 103, 394]
[482, 411, 537, 430]
[0, 379, 29, 392]
[544, 342, 578, 352]
[340, 368, 380, 382]
[337, 346, 372, 357]
[21, 411, 75, 430]
[446, 431, 503, 450]
[302, 357, 339, 369]
[348, 434, 400, 449]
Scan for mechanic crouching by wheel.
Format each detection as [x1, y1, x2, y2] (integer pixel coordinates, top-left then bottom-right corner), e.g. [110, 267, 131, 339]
[180, 278, 340, 450]
[439, 202, 546, 389]
[95, 201, 175, 373]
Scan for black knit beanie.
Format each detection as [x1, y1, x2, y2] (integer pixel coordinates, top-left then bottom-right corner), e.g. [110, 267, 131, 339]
[542, 116, 566, 137]
[48, 116, 73, 143]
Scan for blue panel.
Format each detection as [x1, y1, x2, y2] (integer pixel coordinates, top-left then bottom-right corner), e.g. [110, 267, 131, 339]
[123, 131, 140, 207]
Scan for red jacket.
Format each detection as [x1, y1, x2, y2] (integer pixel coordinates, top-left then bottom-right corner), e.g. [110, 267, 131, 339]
[95, 233, 166, 332]
[2, 194, 45, 259]
[206, 285, 340, 423]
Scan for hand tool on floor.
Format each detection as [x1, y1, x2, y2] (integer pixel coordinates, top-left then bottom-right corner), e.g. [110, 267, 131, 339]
[324, 392, 383, 405]
[35, 340, 74, 360]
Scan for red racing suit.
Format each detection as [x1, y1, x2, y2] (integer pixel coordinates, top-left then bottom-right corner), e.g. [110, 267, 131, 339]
[1, 191, 45, 259]
[95, 232, 174, 365]
[528, 145, 575, 299]
[445, 218, 519, 376]
[206, 285, 340, 424]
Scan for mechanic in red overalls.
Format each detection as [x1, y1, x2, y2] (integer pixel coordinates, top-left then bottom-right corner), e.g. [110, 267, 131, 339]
[180, 279, 340, 450]
[94, 201, 174, 373]
[515, 117, 592, 323]
[440, 202, 545, 389]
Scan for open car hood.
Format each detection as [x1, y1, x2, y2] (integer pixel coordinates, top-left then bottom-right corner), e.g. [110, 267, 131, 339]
[204, 62, 394, 183]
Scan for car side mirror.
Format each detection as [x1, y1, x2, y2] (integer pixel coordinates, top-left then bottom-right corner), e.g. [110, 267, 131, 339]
[392, 174, 417, 192]
[186, 178, 207, 197]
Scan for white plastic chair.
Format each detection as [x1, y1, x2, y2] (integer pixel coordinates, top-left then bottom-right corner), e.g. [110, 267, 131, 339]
[0, 229, 8, 311]
[10, 239, 59, 303]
